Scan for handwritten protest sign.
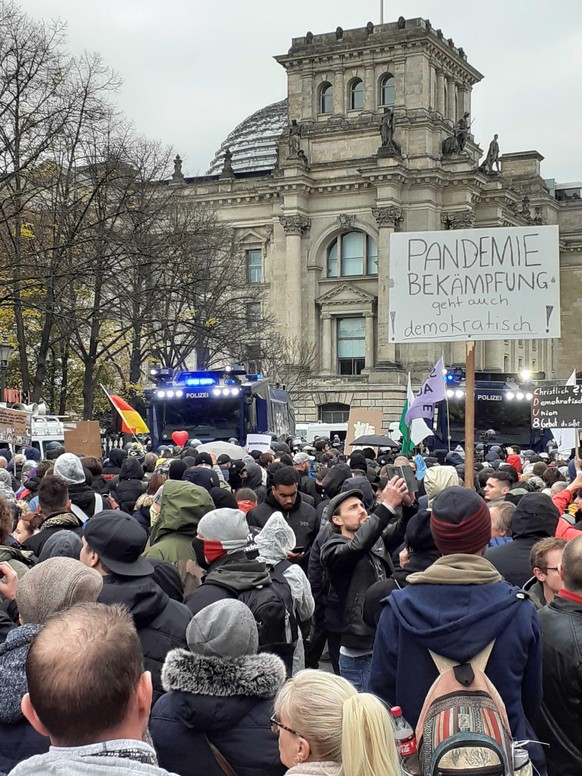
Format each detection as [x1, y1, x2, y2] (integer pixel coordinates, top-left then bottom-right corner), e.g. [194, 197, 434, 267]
[0, 407, 31, 445]
[532, 385, 582, 429]
[389, 225, 560, 343]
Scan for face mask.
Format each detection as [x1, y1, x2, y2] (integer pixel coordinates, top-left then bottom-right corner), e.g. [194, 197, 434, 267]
[203, 539, 227, 564]
[192, 536, 209, 570]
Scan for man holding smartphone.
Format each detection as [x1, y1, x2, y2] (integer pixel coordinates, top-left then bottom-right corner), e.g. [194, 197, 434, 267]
[320, 476, 416, 691]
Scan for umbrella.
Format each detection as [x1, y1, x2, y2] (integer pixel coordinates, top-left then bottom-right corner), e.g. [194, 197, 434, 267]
[196, 441, 247, 459]
[350, 434, 398, 448]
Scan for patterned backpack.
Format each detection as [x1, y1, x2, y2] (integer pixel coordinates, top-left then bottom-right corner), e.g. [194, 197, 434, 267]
[415, 640, 515, 776]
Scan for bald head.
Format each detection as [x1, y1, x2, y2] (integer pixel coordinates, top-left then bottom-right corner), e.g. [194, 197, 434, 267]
[0, 457, 7, 469]
[562, 535, 582, 595]
[24, 603, 150, 747]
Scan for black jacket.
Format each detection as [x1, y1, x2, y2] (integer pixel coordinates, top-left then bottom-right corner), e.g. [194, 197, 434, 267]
[485, 493, 559, 587]
[22, 513, 83, 557]
[321, 502, 414, 650]
[98, 574, 191, 702]
[69, 481, 114, 519]
[537, 594, 582, 776]
[247, 490, 318, 555]
[151, 649, 286, 776]
[108, 458, 146, 515]
[307, 522, 342, 633]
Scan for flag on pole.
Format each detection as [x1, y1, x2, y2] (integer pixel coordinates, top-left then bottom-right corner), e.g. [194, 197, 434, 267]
[102, 386, 149, 435]
[550, 369, 577, 454]
[399, 373, 434, 454]
[405, 357, 446, 425]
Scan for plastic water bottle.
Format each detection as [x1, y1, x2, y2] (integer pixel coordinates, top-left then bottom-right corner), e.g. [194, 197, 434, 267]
[390, 706, 417, 758]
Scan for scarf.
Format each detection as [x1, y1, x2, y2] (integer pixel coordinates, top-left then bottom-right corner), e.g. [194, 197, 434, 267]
[41, 512, 82, 530]
[407, 553, 503, 586]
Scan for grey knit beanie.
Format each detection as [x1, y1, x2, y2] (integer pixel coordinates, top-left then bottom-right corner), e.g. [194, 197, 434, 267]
[186, 598, 259, 658]
[16, 557, 103, 624]
[53, 453, 86, 484]
[197, 508, 248, 553]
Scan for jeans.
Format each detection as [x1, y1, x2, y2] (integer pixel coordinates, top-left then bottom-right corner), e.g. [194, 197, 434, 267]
[339, 653, 372, 692]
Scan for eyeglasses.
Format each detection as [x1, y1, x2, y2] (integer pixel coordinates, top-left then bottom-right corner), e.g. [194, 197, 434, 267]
[542, 567, 560, 573]
[270, 715, 301, 737]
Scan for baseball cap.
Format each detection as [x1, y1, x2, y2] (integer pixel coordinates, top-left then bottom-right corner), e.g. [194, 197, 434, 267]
[293, 452, 313, 465]
[83, 510, 154, 577]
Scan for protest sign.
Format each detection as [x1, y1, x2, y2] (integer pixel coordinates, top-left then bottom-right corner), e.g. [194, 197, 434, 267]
[246, 433, 272, 453]
[389, 225, 560, 343]
[532, 385, 582, 430]
[0, 407, 31, 446]
[345, 408, 384, 449]
[64, 421, 102, 458]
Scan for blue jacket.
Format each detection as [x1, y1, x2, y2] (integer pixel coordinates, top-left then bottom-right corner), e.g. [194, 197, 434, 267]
[151, 649, 286, 776]
[369, 562, 544, 771]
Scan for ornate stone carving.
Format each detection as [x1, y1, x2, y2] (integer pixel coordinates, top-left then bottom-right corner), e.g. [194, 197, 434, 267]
[219, 148, 234, 178]
[337, 214, 356, 228]
[441, 210, 475, 230]
[373, 206, 403, 228]
[171, 154, 184, 183]
[442, 112, 471, 157]
[264, 225, 273, 245]
[479, 134, 500, 174]
[279, 214, 311, 235]
[398, 16, 406, 29]
[335, 26, 343, 39]
[366, 21, 374, 36]
[533, 206, 543, 225]
[378, 107, 401, 157]
[305, 31, 313, 44]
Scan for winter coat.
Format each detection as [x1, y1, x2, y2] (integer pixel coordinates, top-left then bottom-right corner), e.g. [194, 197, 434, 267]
[522, 576, 548, 610]
[0, 623, 49, 773]
[369, 554, 544, 773]
[68, 482, 114, 520]
[10, 741, 176, 776]
[485, 493, 560, 587]
[297, 472, 318, 504]
[307, 522, 342, 633]
[247, 490, 318, 556]
[101, 447, 126, 483]
[551, 488, 582, 540]
[144, 480, 213, 594]
[109, 458, 146, 514]
[255, 513, 315, 673]
[244, 462, 267, 504]
[0, 546, 33, 597]
[182, 467, 221, 495]
[537, 593, 582, 776]
[284, 764, 341, 776]
[0, 609, 15, 644]
[23, 513, 83, 557]
[150, 649, 286, 776]
[98, 574, 191, 702]
[321, 503, 412, 651]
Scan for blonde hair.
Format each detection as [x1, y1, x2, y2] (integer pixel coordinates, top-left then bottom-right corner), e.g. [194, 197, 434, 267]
[274, 670, 400, 776]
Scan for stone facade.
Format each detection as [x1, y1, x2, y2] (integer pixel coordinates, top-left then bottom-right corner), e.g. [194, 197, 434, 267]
[173, 17, 582, 431]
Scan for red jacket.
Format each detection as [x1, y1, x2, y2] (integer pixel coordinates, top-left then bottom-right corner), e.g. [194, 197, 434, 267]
[552, 489, 582, 540]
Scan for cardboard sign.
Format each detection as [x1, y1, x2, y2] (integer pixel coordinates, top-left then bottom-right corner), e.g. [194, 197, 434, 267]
[389, 225, 560, 343]
[64, 421, 102, 458]
[0, 407, 31, 446]
[246, 434, 272, 453]
[345, 408, 384, 450]
[532, 385, 582, 430]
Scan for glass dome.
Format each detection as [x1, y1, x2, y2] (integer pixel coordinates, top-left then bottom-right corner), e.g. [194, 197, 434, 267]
[207, 99, 288, 175]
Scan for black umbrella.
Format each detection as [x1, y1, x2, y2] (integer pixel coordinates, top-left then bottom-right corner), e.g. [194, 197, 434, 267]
[350, 434, 398, 448]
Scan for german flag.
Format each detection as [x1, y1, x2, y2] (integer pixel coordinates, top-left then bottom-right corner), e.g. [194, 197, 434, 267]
[102, 386, 149, 435]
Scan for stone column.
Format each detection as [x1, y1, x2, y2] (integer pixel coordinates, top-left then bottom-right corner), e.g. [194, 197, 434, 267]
[364, 311, 375, 370]
[334, 69, 345, 115]
[436, 70, 445, 115]
[302, 72, 314, 120]
[364, 65, 375, 111]
[484, 341, 505, 372]
[321, 312, 333, 373]
[279, 215, 311, 344]
[447, 77, 456, 121]
[458, 84, 470, 120]
[373, 206, 403, 366]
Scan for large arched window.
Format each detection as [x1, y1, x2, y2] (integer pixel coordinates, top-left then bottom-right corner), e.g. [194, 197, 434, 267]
[319, 82, 333, 114]
[349, 78, 364, 110]
[379, 73, 395, 106]
[327, 231, 378, 277]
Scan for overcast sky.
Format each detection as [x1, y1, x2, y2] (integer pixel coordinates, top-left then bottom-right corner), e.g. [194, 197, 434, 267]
[16, 0, 582, 182]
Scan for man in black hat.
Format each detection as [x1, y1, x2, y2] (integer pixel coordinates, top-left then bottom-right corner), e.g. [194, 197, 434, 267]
[80, 510, 191, 701]
[320, 476, 414, 691]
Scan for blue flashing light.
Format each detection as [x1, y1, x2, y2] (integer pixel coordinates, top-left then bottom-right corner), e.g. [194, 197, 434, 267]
[445, 374, 455, 382]
[185, 377, 216, 387]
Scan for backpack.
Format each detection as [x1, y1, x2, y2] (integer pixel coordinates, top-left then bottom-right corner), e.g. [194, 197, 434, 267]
[238, 560, 297, 675]
[70, 493, 103, 524]
[416, 640, 515, 776]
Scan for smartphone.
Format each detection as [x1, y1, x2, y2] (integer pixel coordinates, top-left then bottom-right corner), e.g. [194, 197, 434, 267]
[385, 465, 418, 493]
[291, 546, 305, 554]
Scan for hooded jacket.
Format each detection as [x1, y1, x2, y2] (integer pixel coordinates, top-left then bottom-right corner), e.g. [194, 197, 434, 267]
[423, 466, 459, 508]
[246, 489, 318, 555]
[68, 480, 113, 520]
[150, 649, 286, 776]
[0, 624, 49, 773]
[101, 447, 126, 481]
[23, 514, 84, 557]
[145, 480, 213, 591]
[244, 462, 267, 504]
[182, 467, 220, 495]
[485, 493, 560, 587]
[98, 574, 191, 702]
[109, 458, 146, 515]
[369, 554, 544, 772]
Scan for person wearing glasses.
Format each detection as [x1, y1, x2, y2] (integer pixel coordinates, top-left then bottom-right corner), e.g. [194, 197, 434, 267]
[270, 670, 400, 776]
[523, 537, 567, 609]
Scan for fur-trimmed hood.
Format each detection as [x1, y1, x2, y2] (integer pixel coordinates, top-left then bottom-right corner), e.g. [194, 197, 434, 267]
[162, 648, 285, 698]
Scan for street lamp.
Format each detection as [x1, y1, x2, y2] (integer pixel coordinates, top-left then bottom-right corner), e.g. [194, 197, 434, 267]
[0, 338, 13, 403]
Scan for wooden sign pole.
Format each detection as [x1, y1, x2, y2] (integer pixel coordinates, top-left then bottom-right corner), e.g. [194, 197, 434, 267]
[464, 341, 476, 490]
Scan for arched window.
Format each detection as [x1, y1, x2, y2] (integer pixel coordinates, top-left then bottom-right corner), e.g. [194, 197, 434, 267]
[379, 73, 395, 106]
[326, 231, 378, 277]
[349, 78, 364, 110]
[319, 82, 333, 114]
[318, 402, 350, 423]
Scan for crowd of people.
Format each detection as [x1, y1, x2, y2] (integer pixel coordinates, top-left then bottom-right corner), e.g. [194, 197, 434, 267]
[0, 435, 580, 776]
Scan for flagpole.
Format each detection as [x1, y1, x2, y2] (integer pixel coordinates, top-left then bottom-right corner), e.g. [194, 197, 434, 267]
[464, 342, 475, 490]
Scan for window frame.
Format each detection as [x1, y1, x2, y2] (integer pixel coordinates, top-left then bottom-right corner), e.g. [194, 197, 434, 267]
[348, 78, 364, 111]
[318, 403, 350, 423]
[245, 301, 262, 327]
[337, 316, 366, 376]
[319, 82, 334, 114]
[245, 248, 263, 284]
[379, 73, 395, 107]
[326, 231, 378, 278]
